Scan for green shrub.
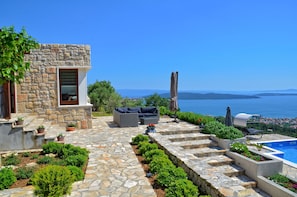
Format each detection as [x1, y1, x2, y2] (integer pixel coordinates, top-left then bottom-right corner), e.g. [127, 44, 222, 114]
[268, 173, 290, 186]
[203, 121, 243, 140]
[22, 152, 31, 157]
[15, 167, 35, 180]
[230, 142, 249, 154]
[143, 149, 168, 163]
[202, 121, 224, 135]
[216, 126, 243, 140]
[49, 159, 67, 166]
[31, 165, 74, 197]
[67, 166, 84, 181]
[165, 179, 199, 197]
[176, 112, 215, 125]
[157, 166, 187, 187]
[138, 142, 158, 155]
[64, 155, 88, 168]
[0, 168, 17, 190]
[58, 144, 89, 159]
[3, 154, 20, 166]
[149, 157, 175, 174]
[37, 156, 53, 164]
[131, 134, 149, 145]
[42, 142, 63, 154]
[31, 154, 39, 159]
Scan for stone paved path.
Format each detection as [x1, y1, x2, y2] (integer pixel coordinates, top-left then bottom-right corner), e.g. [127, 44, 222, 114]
[1, 116, 296, 197]
[0, 116, 156, 197]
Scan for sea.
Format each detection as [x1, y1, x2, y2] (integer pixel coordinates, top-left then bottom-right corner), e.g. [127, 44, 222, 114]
[117, 89, 297, 118]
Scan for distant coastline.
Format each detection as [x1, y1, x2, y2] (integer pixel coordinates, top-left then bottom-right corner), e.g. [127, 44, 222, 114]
[116, 89, 297, 100]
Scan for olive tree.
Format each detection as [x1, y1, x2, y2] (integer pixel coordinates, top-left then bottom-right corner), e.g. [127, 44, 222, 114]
[0, 26, 39, 85]
[145, 93, 169, 108]
[87, 80, 122, 112]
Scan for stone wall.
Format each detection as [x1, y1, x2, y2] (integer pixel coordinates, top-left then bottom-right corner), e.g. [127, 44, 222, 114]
[17, 44, 92, 128]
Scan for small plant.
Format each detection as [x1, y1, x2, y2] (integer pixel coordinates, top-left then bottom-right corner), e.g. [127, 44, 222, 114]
[3, 153, 20, 166]
[165, 179, 199, 197]
[67, 166, 84, 181]
[15, 167, 35, 180]
[147, 123, 155, 130]
[67, 122, 76, 127]
[31, 165, 74, 197]
[37, 125, 45, 133]
[138, 142, 158, 155]
[230, 142, 249, 154]
[156, 166, 187, 187]
[0, 167, 17, 190]
[64, 155, 88, 168]
[149, 157, 175, 174]
[131, 134, 149, 145]
[42, 142, 63, 154]
[22, 152, 31, 157]
[37, 125, 45, 129]
[31, 154, 39, 160]
[16, 116, 24, 125]
[143, 149, 168, 163]
[37, 156, 53, 164]
[57, 133, 65, 141]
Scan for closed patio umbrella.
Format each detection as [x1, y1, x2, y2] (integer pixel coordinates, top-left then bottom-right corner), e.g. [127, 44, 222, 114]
[225, 106, 232, 126]
[170, 72, 178, 122]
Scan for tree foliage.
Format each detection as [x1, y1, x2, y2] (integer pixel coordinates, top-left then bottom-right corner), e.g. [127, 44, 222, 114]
[0, 26, 39, 85]
[87, 80, 121, 112]
[145, 93, 169, 108]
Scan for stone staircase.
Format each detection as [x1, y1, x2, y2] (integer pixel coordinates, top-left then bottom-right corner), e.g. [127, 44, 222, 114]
[0, 113, 66, 152]
[150, 129, 271, 197]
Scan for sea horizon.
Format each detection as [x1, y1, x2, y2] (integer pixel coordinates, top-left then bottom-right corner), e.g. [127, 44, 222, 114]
[116, 89, 297, 118]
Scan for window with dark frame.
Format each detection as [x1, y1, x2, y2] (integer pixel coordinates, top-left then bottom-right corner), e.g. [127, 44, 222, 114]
[59, 69, 78, 105]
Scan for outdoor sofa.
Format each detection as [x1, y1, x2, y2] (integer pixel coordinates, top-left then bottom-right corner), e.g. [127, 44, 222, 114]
[113, 107, 159, 127]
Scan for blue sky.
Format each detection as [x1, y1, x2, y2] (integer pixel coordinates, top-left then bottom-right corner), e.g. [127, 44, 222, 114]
[1, 1, 297, 91]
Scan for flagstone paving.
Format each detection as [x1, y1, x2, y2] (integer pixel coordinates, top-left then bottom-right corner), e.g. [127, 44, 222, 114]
[0, 116, 296, 197]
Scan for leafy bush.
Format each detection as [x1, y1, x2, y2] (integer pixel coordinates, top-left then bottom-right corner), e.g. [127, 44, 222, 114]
[3, 154, 20, 166]
[131, 134, 149, 145]
[0, 168, 16, 190]
[143, 149, 168, 163]
[15, 167, 35, 180]
[64, 155, 88, 168]
[203, 121, 243, 139]
[31, 165, 74, 197]
[42, 142, 63, 154]
[149, 157, 175, 174]
[37, 156, 53, 164]
[31, 154, 39, 159]
[138, 142, 159, 155]
[202, 121, 224, 135]
[230, 142, 249, 154]
[269, 173, 290, 186]
[216, 126, 243, 140]
[67, 166, 84, 181]
[165, 179, 199, 197]
[22, 152, 31, 157]
[58, 144, 89, 159]
[157, 166, 187, 187]
[176, 112, 215, 125]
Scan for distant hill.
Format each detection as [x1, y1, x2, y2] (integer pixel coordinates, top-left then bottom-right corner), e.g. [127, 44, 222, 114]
[158, 92, 259, 100]
[255, 93, 297, 96]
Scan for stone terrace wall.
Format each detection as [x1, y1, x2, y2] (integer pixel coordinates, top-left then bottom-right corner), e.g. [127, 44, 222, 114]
[17, 44, 92, 128]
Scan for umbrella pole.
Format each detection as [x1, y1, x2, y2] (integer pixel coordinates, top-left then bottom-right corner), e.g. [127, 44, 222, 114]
[173, 110, 179, 123]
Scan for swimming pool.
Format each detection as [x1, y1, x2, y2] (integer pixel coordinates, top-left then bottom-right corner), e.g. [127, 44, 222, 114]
[261, 139, 297, 167]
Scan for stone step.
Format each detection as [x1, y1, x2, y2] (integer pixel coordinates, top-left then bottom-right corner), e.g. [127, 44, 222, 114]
[176, 139, 216, 149]
[207, 155, 234, 166]
[190, 147, 227, 157]
[168, 133, 211, 142]
[159, 129, 200, 135]
[230, 175, 257, 189]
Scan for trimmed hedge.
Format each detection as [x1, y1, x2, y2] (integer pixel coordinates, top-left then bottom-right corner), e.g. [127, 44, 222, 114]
[0, 168, 16, 190]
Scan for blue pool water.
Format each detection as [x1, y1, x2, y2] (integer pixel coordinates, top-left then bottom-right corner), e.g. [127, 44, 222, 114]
[263, 140, 297, 164]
